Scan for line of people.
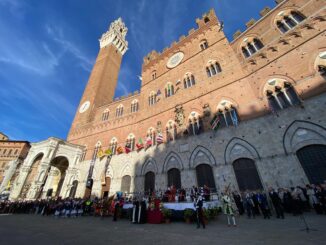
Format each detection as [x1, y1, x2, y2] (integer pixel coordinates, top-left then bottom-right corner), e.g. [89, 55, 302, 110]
[231, 184, 326, 220]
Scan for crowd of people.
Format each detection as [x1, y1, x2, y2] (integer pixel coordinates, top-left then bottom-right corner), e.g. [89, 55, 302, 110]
[0, 183, 325, 227]
[230, 184, 326, 220]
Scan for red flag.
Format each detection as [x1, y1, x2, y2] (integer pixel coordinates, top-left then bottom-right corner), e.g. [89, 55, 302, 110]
[136, 138, 144, 151]
[145, 136, 152, 149]
[125, 143, 131, 154]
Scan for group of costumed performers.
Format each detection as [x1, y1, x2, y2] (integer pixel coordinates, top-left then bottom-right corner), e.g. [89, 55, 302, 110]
[162, 185, 186, 202]
[191, 185, 211, 202]
[53, 199, 85, 218]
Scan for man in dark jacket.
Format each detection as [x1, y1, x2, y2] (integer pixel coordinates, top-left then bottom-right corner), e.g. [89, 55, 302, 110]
[195, 195, 205, 229]
[269, 187, 284, 219]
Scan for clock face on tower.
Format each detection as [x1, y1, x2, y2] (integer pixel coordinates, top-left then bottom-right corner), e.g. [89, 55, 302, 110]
[79, 101, 90, 113]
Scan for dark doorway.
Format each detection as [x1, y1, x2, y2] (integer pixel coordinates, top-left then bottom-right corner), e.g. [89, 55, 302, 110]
[195, 164, 216, 190]
[69, 180, 78, 198]
[144, 171, 155, 194]
[233, 158, 263, 191]
[167, 168, 181, 189]
[296, 145, 326, 184]
[121, 175, 131, 193]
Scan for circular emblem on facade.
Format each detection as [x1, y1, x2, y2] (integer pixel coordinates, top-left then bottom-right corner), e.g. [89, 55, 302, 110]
[79, 101, 90, 113]
[167, 52, 184, 69]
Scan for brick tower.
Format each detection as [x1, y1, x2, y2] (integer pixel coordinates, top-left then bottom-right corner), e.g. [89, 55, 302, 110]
[69, 18, 128, 130]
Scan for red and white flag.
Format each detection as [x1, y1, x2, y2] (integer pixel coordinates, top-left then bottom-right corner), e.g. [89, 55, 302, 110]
[156, 133, 164, 144]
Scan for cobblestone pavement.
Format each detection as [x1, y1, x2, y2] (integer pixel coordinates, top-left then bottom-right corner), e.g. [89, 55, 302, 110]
[0, 213, 325, 245]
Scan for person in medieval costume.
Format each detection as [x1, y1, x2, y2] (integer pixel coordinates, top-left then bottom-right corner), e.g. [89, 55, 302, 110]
[132, 198, 140, 223]
[137, 198, 147, 224]
[222, 191, 237, 227]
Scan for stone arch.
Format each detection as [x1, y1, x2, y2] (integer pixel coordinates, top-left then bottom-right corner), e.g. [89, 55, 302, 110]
[27, 152, 44, 168]
[190, 146, 216, 168]
[37, 170, 46, 182]
[120, 163, 132, 177]
[106, 164, 114, 179]
[224, 137, 260, 165]
[283, 120, 326, 155]
[162, 151, 184, 173]
[141, 157, 158, 175]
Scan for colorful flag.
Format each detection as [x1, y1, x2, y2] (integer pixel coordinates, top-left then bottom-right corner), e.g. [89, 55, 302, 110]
[136, 138, 144, 151]
[210, 115, 220, 131]
[97, 148, 104, 158]
[156, 133, 164, 144]
[125, 143, 132, 153]
[117, 146, 124, 154]
[104, 148, 112, 156]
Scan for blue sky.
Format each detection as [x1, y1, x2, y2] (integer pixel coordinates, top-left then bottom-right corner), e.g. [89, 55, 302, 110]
[0, 0, 276, 142]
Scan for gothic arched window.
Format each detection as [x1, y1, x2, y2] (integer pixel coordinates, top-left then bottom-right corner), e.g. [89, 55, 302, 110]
[166, 120, 177, 142]
[165, 83, 174, 98]
[215, 100, 239, 128]
[275, 10, 306, 34]
[200, 40, 209, 51]
[152, 71, 157, 80]
[265, 79, 301, 113]
[188, 112, 203, 135]
[92, 141, 102, 160]
[126, 133, 135, 151]
[102, 109, 109, 121]
[131, 99, 139, 113]
[148, 91, 156, 106]
[241, 38, 264, 58]
[110, 138, 118, 155]
[147, 127, 156, 145]
[183, 73, 196, 89]
[116, 104, 124, 117]
[206, 61, 222, 77]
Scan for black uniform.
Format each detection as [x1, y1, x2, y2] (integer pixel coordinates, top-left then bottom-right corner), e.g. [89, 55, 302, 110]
[195, 197, 205, 229]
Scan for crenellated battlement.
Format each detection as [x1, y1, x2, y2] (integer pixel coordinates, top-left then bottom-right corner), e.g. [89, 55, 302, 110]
[231, 0, 286, 42]
[113, 90, 139, 103]
[142, 9, 220, 72]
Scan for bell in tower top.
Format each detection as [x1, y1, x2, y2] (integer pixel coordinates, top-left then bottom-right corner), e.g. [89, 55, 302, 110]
[99, 17, 128, 55]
